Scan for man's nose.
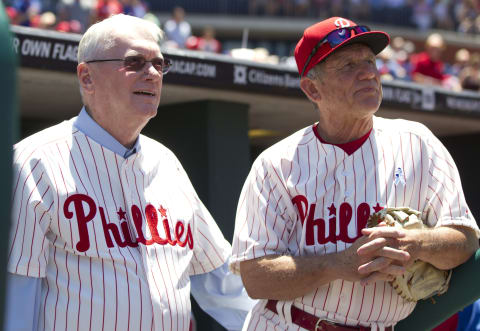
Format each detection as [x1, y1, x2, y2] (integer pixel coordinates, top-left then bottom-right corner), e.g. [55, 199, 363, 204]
[144, 63, 162, 80]
[358, 61, 378, 80]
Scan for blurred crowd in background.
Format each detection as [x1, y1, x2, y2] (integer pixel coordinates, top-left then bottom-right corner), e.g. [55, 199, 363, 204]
[3, 0, 480, 93]
[5, 0, 480, 35]
[248, 0, 480, 33]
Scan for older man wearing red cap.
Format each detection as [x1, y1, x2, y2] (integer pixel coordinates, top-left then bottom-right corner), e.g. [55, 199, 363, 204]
[230, 17, 479, 331]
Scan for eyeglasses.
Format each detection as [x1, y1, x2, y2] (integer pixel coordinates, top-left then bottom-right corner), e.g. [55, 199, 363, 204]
[301, 25, 370, 77]
[86, 55, 172, 74]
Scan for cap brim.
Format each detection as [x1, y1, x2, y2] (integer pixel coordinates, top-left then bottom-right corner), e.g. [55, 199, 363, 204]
[300, 30, 390, 77]
[336, 31, 390, 55]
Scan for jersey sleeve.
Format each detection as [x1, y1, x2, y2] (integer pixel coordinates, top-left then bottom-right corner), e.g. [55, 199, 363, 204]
[171, 156, 230, 276]
[230, 155, 295, 274]
[8, 147, 54, 278]
[423, 135, 480, 237]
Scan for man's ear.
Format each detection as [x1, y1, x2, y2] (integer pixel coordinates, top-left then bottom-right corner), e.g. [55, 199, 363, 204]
[77, 63, 94, 94]
[300, 77, 322, 103]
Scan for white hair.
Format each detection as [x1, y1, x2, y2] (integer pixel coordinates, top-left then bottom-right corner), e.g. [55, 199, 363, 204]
[306, 63, 323, 81]
[77, 14, 164, 63]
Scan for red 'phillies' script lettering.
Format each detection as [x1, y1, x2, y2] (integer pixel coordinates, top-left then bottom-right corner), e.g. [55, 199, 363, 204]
[64, 194, 97, 252]
[292, 194, 375, 246]
[64, 193, 194, 252]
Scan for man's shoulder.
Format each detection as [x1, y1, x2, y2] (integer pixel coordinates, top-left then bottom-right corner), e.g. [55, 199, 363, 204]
[373, 116, 434, 139]
[14, 119, 75, 154]
[255, 125, 315, 163]
[138, 134, 177, 159]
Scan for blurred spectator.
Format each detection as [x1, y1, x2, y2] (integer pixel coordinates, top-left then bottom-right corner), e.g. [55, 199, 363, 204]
[248, 0, 277, 16]
[448, 48, 470, 76]
[37, 10, 56, 29]
[311, 0, 330, 17]
[230, 47, 279, 64]
[384, 0, 412, 26]
[186, 26, 222, 53]
[411, 33, 447, 86]
[5, 6, 20, 24]
[412, 0, 434, 30]
[377, 45, 409, 81]
[56, 0, 93, 33]
[377, 46, 396, 80]
[369, 0, 385, 23]
[455, 0, 479, 33]
[432, 0, 454, 30]
[293, 0, 309, 16]
[349, 0, 370, 20]
[163, 6, 191, 48]
[474, 15, 480, 33]
[121, 0, 147, 18]
[9, 0, 42, 26]
[459, 52, 480, 91]
[93, 0, 123, 22]
[330, 0, 345, 16]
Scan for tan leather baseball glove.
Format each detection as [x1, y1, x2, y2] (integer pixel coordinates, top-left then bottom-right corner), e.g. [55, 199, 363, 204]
[367, 207, 452, 302]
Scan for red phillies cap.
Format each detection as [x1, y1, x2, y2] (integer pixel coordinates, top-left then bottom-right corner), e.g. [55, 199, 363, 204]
[295, 17, 390, 77]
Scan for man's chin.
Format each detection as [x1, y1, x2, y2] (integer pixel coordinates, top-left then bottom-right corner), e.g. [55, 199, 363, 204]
[357, 97, 381, 113]
[134, 106, 158, 121]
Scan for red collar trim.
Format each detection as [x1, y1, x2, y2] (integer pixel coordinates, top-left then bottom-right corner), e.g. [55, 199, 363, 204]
[312, 123, 372, 155]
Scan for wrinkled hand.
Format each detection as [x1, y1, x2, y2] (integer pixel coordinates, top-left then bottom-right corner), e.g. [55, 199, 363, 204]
[340, 226, 411, 285]
[358, 225, 422, 285]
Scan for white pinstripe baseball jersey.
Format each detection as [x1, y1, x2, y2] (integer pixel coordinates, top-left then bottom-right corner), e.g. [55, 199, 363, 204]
[231, 116, 480, 330]
[8, 118, 230, 331]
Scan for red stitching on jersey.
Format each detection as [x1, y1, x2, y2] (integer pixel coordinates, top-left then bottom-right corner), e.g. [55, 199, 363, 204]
[368, 136, 378, 203]
[44, 147, 63, 242]
[344, 282, 355, 324]
[418, 137, 424, 211]
[75, 136, 101, 258]
[28, 191, 51, 276]
[56, 143, 75, 254]
[101, 147, 129, 331]
[150, 250, 166, 330]
[383, 285, 393, 323]
[192, 250, 206, 273]
[8, 158, 41, 262]
[389, 135, 398, 208]
[426, 141, 455, 169]
[43, 252, 50, 331]
[197, 228, 224, 266]
[334, 280, 345, 319]
[262, 185, 275, 256]
[65, 250, 71, 331]
[399, 135, 407, 206]
[376, 281, 386, 321]
[391, 293, 400, 322]
[53, 245, 59, 331]
[408, 133, 416, 208]
[366, 283, 376, 322]
[380, 137, 388, 208]
[76, 255, 81, 331]
[15, 172, 44, 274]
[356, 284, 366, 321]
[252, 173, 268, 259]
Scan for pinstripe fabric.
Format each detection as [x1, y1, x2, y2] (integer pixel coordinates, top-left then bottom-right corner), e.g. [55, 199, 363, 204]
[9, 118, 230, 331]
[232, 116, 480, 330]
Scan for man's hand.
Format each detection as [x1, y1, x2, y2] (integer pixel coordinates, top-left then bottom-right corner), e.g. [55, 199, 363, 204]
[340, 228, 410, 285]
[358, 210, 478, 302]
[361, 224, 479, 270]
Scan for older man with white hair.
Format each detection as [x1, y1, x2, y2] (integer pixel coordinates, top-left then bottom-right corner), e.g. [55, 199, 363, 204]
[5, 14, 254, 331]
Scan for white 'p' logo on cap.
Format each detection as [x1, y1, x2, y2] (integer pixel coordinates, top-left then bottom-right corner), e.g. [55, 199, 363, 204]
[334, 18, 350, 28]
